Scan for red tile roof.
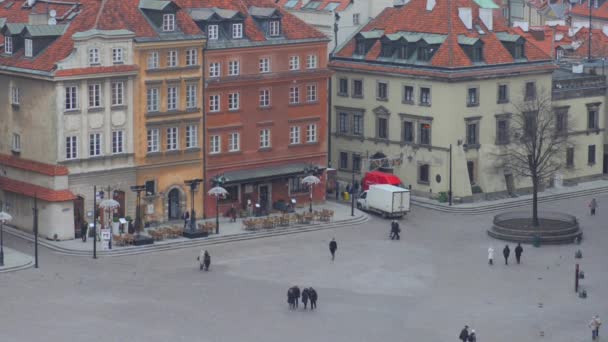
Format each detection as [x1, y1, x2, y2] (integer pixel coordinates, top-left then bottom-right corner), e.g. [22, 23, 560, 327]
[517, 25, 608, 59]
[55, 65, 139, 77]
[571, 0, 608, 20]
[0, 177, 76, 202]
[0, 154, 69, 176]
[277, 0, 352, 12]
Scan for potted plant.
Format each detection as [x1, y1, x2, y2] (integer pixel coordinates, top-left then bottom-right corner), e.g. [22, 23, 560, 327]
[112, 217, 121, 235]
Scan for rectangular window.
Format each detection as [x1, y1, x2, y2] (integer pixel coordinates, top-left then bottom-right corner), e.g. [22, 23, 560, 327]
[306, 54, 318, 69]
[186, 48, 198, 66]
[112, 48, 123, 63]
[186, 84, 197, 109]
[588, 145, 596, 164]
[306, 123, 317, 143]
[65, 136, 78, 159]
[418, 164, 430, 183]
[467, 88, 478, 106]
[289, 86, 300, 104]
[88, 83, 102, 108]
[587, 109, 598, 130]
[352, 154, 361, 172]
[25, 39, 32, 57]
[11, 133, 21, 152]
[145, 180, 156, 195]
[353, 13, 360, 25]
[555, 111, 567, 134]
[208, 25, 219, 40]
[209, 94, 220, 112]
[112, 130, 124, 154]
[111, 81, 124, 106]
[186, 125, 198, 148]
[148, 51, 159, 69]
[10, 87, 20, 105]
[167, 86, 178, 111]
[377, 81, 388, 100]
[420, 87, 431, 105]
[147, 87, 160, 112]
[269, 20, 281, 36]
[466, 122, 478, 145]
[338, 113, 349, 134]
[403, 85, 414, 103]
[259, 88, 270, 107]
[232, 23, 243, 38]
[419, 122, 431, 145]
[403, 121, 414, 142]
[353, 114, 363, 135]
[4, 36, 12, 54]
[260, 129, 271, 148]
[289, 176, 309, 193]
[289, 56, 300, 70]
[290, 126, 301, 144]
[307, 84, 317, 102]
[566, 147, 574, 167]
[147, 128, 160, 153]
[167, 50, 178, 67]
[166, 127, 178, 150]
[259, 57, 270, 73]
[209, 62, 220, 77]
[210, 135, 220, 154]
[496, 118, 509, 145]
[339, 152, 348, 169]
[377, 117, 388, 139]
[162, 13, 175, 31]
[89, 133, 102, 156]
[228, 132, 240, 151]
[228, 92, 240, 110]
[65, 86, 78, 110]
[338, 78, 348, 95]
[353, 80, 363, 98]
[525, 82, 536, 100]
[89, 48, 100, 65]
[228, 60, 240, 76]
[498, 84, 508, 103]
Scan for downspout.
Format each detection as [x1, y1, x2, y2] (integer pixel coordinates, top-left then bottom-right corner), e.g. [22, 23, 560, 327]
[328, 12, 340, 169]
[202, 43, 208, 219]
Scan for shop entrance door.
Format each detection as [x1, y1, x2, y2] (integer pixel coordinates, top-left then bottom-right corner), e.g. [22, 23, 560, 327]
[168, 189, 181, 220]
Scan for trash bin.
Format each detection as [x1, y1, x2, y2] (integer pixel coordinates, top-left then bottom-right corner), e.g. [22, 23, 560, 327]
[343, 192, 350, 201]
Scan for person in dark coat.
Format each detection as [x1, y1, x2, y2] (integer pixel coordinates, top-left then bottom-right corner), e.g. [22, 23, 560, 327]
[287, 287, 295, 309]
[203, 250, 211, 271]
[183, 211, 190, 230]
[459, 325, 469, 342]
[503, 245, 510, 265]
[229, 204, 237, 222]
[301, 288, 310, 309]
[293, 286, 301, 308]
[468, 329, 477, 342]
[81, 221, 88, 242]
[308, 287, 317, 310]
[390, 220, 401, 240]
[329, 238, 337, 261]
[515, 243, 523, 264]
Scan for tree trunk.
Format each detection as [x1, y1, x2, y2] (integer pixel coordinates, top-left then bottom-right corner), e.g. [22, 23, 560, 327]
[532, 176, 539, 227]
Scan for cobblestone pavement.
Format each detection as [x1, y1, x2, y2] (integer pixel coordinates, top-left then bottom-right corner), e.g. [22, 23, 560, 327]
[1, 194, 607, 342]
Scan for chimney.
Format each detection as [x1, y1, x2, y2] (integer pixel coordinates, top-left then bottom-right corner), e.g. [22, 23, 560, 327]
[479, 8, 493, 31]
[458, 7, 472, 29]
[29, 12, 49, 25]
[394, 0, 410, 7]
[513, 21, 529, 32]
[426, 0, 436, 11]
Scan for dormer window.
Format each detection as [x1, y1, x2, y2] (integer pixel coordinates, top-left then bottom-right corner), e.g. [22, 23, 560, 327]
[112, 48, 123, 63]
[24, 39, 33, 57]
[381, 43, 393, 58]
[269, 20, 280, 36]
[162, 13, 176, 32]
[397, 45, 409, 59]
[232, 23, 243, 39]
[89, 48, 100, 65]
[4, 36, 12, 55]
[355, 38, 366, 55]
[513, 42, 524, 59]
[417, 44, 436, 62]
[208, 24, 219, 40]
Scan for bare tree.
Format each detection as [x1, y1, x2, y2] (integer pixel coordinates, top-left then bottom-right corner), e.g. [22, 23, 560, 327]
[496, 90, 571, 226]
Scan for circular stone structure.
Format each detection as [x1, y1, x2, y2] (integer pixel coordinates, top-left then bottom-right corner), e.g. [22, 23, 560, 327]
[487, 211, 582, 244]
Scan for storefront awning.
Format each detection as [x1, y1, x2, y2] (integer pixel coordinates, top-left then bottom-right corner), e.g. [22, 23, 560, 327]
[222, 163, 324, 184]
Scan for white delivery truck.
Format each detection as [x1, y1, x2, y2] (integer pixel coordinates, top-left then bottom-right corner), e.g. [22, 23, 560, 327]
[357, 184, 410, 218]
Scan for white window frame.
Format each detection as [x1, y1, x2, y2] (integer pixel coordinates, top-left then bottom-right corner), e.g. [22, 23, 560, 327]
[89, 132, 102, 157]
[259, 88, 270, 107]
[167, 85, 178, 111]
[290, 126, 301, 144]
[88, 83, 102, 108]
[65, 136, 78, 159]
[228, 132, 240, 152]
[24, 39, 33, 57]
[260, 129, 271, 148]
[148, 51, 159, 69]
[11, 133, 21, 152]
[209, 94, 220, 112]
[4, 36, 13, 55]
[306, 123, 317, 143]
[167, 50, 178, 67]
[166, 127, 179, 150]
[228, 92, 240, 111]
[306, 54, 318, 69]
[112, 48, 123, 63]
[65, 86, 78, 110]
[162, 13, 176, 32]
[111, 81, 124, 106]
[307, 84, 317, 102]
[209, 62, 221, 77]
[147, 87, 160, 112]
[228, 60, 240, 76]
[89, 48, 100, 65]
[147, 128, 160, 153]
[112, 130, 124, 154]
[232, 23, 243, 39]
[10, 86, 20, 105]
[353, 13, 360, 25]
[269, 20, 280, 36]
[186, 84, 197, 109]
[210, 135, 221, 154]
[259, 57, 270, 73]
[186, 125, 198, 148]
[186, 48, 198, 66]
[289, 56, 300, 70]
[208, 24, 219, 40]
[289, 86, 299, 104]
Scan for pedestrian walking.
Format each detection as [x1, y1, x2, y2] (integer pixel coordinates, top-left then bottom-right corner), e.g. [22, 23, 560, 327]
[589, 198, 598, 216]
[515, 243, 523, 264]
[468, 329, 477, 342]
[503, 244, 510, 265]
[203, 250, 211, 271]
[329, 238, 338, 261]
[308, 287, 317, 310]
[390, 220, 401, 240]
[301, 288, 310, 309]
[229, 204, 237, 222]
[293, 286, 301, 308]
[488, 246, 494, 265]
[81, 221, 88, 242]
[183, 211, 190, 230]
[287, 287, 296, 309]
[459, 325, 469, 342]
[197, 249, 205, 270]
[589, 315, 602, 340]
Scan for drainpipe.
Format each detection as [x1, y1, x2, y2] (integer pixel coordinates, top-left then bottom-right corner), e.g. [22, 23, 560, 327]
[202, 43, 207, 219]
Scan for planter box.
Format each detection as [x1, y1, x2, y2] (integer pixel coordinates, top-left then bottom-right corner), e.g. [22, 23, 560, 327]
[133, 235, 154, 246]
[183, 230, 209, 239]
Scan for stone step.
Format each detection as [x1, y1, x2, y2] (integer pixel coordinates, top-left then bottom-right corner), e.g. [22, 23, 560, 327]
[487, 228, 582, 245]
[491, 224, 581, 237]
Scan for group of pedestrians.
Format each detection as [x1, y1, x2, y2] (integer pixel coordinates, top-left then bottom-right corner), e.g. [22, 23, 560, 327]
[459, 325, 477, 342]
[287, 286, 317, 310]
[488, 243, 523, 265]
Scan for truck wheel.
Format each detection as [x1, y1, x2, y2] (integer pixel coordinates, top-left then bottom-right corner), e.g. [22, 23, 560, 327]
[357, 203, 362, 210]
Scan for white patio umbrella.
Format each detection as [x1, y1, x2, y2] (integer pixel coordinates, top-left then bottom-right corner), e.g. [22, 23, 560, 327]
[0, 211, 12, 266]
[98, 199, 120, 248]
[207, 186, 228, 197]
[208, 186, 228, 234]
[0, 212, 12, 222]
[301, 175, 321, 213]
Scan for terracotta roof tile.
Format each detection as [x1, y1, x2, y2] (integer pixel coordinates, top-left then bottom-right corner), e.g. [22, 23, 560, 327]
[55, 65, 139, 77]
[277, 0, 352, 12]
[571, 1, 608, 20]
[0, 154, 69, 176]
[0, 177, 76, 202]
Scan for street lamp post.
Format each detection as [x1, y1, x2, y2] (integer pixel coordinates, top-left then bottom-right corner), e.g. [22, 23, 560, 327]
[449, 144, 453, 206]
[0, 211, 13, 267]
[33, 194, 38, 268]
[209, 175, 227, 235]
[130, 185, 146, 238]
[303, 163, 320, 213]
[351, 161, 356, 216]
[93, 185, 97, 259]
[184, 179, 203, 231]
